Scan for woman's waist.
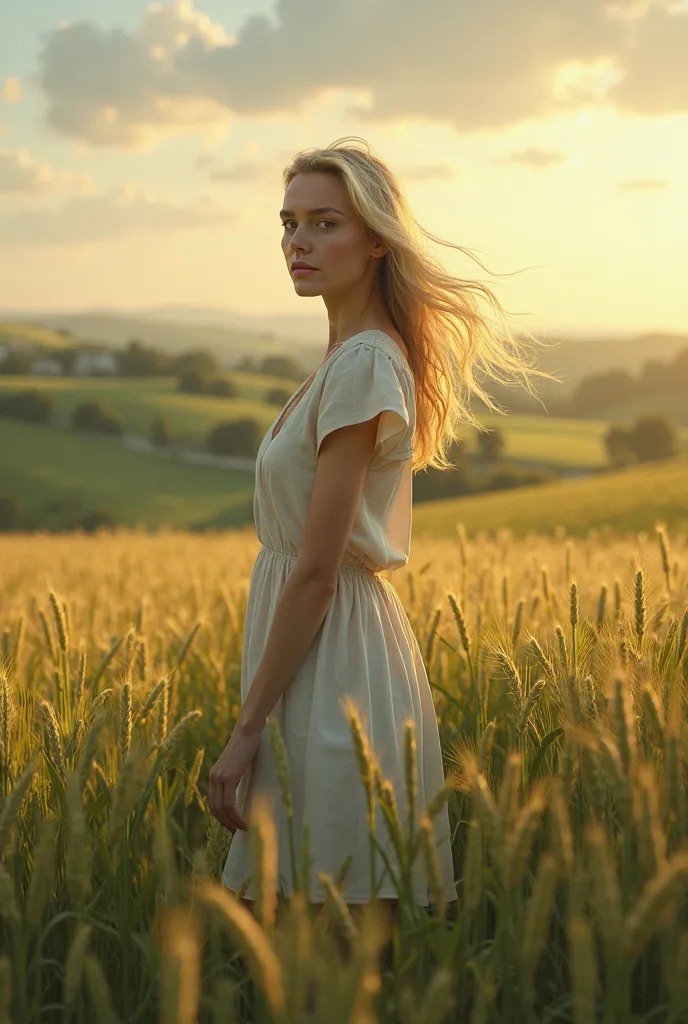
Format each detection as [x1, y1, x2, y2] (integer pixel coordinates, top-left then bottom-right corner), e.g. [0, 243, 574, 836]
[257, 540, 383, 578]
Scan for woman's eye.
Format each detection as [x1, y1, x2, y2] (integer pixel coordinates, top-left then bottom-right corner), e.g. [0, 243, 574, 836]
[280, 220, 334, 229]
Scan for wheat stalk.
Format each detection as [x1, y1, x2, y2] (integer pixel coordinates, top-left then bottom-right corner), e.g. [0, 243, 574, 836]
[625, 852, 688, 963]
[196, 880, 285, 1017]
[0, 758, 37, 857]
[63, 922, 92, 1005]
[248, 795, 278, 932]
[522, 852, 557, 983]
[570, 914, 597, 1024]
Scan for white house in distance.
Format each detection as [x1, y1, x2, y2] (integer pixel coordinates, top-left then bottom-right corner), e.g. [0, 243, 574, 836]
[32, 355, 64, 375]
[72, 350, 120, 376]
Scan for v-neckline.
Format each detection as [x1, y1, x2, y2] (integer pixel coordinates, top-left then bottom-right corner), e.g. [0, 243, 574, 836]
[265, 329, 405, 450]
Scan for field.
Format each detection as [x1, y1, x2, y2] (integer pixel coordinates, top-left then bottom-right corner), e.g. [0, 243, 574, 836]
[413, 452, 688, 540]
[0, 419, 256, 530]
[0, 374, 293, 447]
[1, 523, 687, 1022]
[4, 375, 688, 465]
[3, 415, 688, 537]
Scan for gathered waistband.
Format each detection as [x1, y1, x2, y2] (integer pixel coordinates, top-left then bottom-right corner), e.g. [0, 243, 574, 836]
[259, 542, 382, 578]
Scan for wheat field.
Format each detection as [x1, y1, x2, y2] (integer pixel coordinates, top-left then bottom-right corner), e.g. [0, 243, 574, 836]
[1, 523, 687, 1023]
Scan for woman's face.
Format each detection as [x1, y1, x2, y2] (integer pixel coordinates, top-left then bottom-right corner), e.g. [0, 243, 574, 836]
[280, 171, 384, 295]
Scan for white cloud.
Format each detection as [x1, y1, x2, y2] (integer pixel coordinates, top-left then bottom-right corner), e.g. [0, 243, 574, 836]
[0, 148, 92, 195]
[36, 0, 688, 151]
[0, 186, 233, 246]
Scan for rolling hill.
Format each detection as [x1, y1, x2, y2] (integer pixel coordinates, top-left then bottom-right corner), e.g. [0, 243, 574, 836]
[412, 452, 688, 540]
[0, 323, 75, 349]
[0, 418, 256, 531]
[3, 309, 686, 386]
[0, 373, 293, 446]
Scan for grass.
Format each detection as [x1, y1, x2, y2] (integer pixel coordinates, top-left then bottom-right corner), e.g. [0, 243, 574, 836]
[474, 411, 688, 468]
[413, 451, 688, 540]
[0, 373, 294, 446]
[0, 418, 256, 530]
[4, 375, 688, 466]
[0, 524, 687, 1022]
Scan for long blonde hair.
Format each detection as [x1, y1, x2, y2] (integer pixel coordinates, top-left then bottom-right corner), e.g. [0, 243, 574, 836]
[282, 136, 561, 473]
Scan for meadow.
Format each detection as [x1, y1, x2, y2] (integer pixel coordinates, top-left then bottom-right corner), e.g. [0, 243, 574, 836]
[1, 521, 687, 1022]
[0, 419, 256, 531]
[0, 374, 292, 448]
[4, 374, 688, 466]
[412, 453, 688, 540]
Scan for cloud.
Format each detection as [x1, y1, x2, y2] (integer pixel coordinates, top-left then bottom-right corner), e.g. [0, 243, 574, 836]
[606, 2, 688, 115]
[36, 0, 688, 152]
[0, 148, 92, 195]
[0, 77, 22, 104]
[616, 177, 671, 190]
[38, 1, 234, 149]
[499, 147, 568, 169]
[0, 186, 233, 246]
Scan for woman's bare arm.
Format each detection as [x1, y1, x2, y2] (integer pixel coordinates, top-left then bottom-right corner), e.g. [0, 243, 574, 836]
[237, 412, 382, 735]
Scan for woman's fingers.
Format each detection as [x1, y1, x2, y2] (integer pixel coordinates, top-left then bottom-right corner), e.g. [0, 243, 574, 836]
[223, 778, 249, 832]
[209, 775, 250, 833]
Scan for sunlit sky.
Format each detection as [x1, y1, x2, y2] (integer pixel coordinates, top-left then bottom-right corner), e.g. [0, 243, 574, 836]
[0, 0, 687, 336]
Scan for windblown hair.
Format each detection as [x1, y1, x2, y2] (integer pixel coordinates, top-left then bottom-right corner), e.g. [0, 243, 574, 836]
[283, 136, 561, 473]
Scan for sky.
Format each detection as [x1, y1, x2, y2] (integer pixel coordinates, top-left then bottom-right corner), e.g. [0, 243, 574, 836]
[0, 0, 687, 337]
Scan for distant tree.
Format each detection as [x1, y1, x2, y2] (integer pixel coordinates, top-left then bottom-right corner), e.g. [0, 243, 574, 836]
[570, 369, 637, 416]
[266, 386, 293, 406]
[604, 425, 635, 468]
[151, 414, 173, 447]
[119, 338, 171, 377]
[173, 350, 220, 377]
[476, 427, 505, 461]
[80, 509, 116, 532]
[209, 377, 238, 398]
[413, 464, 472, 503]
[71, 400, 122, 436]
[0, 388, 52, 424]
[178, 371, 209, 394]
[0, 495, 25, 530]
[206, 418, 262, 457]
[259, 355, 305, 380]
[56, 327, 72, 337]
[0, 351, 33, 375]
[483, 466, 553, 492]
[628, 415, 678, 462]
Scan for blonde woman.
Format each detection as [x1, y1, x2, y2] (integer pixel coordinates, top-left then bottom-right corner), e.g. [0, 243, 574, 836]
[209, 137, 554, 936]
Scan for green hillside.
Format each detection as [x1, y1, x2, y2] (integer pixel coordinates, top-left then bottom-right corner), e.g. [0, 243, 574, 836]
[4, 375, 688, 466]
[0, 419, 256, 531]
[0, 373, 293, 446]
[0, 323, 75, 349]
[458, 411, 688, 469]
[412, 452, 688, 540]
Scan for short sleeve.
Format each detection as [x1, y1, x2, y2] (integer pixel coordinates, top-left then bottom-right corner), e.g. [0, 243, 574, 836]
[316, 341, 413, 462]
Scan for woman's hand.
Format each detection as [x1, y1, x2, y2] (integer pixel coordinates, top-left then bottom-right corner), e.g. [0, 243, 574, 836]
[208, 719, 263, 833]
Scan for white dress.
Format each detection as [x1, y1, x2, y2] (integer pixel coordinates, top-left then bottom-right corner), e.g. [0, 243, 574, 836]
[222, 329, 458, 905]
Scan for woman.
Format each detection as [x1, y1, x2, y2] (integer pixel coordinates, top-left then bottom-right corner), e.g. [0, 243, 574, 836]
[209, 137, 552, 924]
